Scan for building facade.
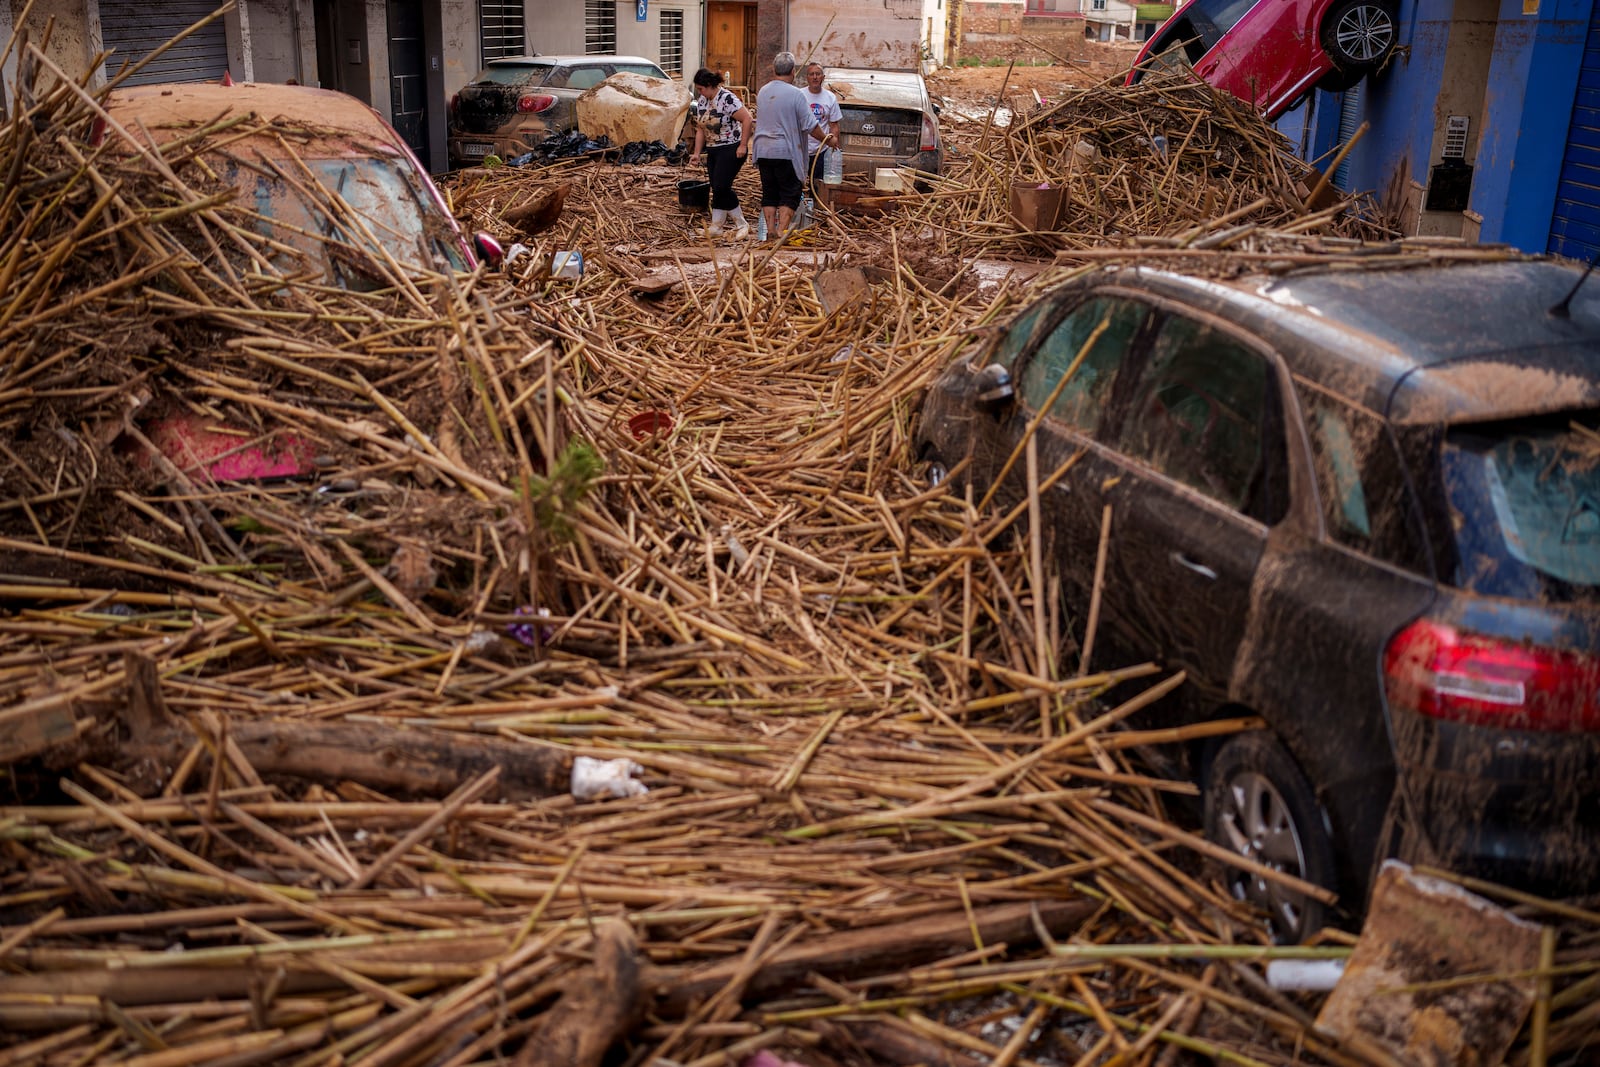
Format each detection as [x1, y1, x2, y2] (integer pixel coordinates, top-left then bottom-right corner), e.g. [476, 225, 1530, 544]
[1, 0, 705, 173]
[1279, 0, 1597, 259]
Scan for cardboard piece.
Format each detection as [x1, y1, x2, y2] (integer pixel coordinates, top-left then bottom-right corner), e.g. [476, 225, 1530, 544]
[1008, 180, 1066, 232]
[1314, 861, 1544, 1067]
[812, 268, 872, 316]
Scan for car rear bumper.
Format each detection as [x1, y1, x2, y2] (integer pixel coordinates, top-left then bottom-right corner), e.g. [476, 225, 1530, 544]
[1391, 708, 1600, 893]
[838, 148, 941, 179]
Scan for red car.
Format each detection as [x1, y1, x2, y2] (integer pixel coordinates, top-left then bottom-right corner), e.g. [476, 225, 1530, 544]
[1127, 0, 1397, 119]
[100, 83, 480, 482]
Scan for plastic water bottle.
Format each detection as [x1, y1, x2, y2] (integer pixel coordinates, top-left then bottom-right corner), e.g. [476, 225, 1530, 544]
[757, 212, 767, 241]
[822, 147, 843, 185]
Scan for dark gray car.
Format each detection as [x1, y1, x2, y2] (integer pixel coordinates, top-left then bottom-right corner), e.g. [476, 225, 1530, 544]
[917, 254, 1600, 941]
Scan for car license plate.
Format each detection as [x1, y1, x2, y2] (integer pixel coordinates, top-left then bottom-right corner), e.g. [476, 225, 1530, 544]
[463, 143, 493, 157]
[846, 134, 893, 150]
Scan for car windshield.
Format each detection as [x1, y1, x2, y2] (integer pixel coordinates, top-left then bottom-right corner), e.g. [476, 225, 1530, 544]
[225, 155, 467, 282]
[476, 63, 555, 86]
[1183, 0, 1261, 37]
[1444, 413, 1600, 596]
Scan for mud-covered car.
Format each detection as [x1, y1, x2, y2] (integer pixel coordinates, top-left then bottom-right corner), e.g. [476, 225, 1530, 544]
[102, 82, 476, 481]
[822, 67, 941, 184]
[448, 54, 669, 168]
[1127, 0, 1397, 118]
[917, 256, 1600, 941]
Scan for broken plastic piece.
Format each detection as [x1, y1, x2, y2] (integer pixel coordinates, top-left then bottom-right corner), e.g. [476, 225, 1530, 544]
[571, 756, 647, 799]
[1265, 958, 1345, 991]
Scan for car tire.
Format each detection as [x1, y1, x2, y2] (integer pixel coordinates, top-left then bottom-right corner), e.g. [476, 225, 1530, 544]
[1204, 732, 1338, 944]
[1320, 0, 1397, 72]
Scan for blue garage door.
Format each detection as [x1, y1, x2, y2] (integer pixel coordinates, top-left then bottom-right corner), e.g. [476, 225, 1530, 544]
[100, 1, 229, 87]
[1549, 1, 1600, 260]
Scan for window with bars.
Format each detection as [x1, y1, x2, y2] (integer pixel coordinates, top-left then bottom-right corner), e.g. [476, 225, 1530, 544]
[659, 10, 684, 75]
[480, 1, 527, 62]
[586, 0, 617, 54]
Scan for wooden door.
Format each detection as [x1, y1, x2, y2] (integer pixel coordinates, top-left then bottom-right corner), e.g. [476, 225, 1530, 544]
[706, 2, 751, 87]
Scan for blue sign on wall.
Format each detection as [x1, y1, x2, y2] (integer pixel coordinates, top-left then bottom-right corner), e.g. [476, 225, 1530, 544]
[637, 0, 647, 20]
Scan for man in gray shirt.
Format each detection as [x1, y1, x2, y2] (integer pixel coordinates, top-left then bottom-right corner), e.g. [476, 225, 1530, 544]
[751, 51, 827, 240]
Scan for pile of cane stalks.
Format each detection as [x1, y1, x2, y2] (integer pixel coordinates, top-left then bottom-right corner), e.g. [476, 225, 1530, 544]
[1, 38, 1597, 1067]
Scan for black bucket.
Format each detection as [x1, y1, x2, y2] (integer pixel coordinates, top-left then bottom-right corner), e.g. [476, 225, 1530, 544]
[678, 180, 710, 210]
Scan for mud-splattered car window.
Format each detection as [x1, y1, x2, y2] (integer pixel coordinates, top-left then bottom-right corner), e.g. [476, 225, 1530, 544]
[991, 302, 1049, 371]
[1298, 386, 1431, 574]
[230, 155, 468, 284]
[1017, 297, 1148, 433]
[1116, 314, 1282, 517]
[477, 62, 557, 85]
[1445, 414, 1600, 595]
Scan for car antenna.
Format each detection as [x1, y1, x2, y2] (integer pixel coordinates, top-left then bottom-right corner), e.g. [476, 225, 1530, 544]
[1548, 253, 1600, 319]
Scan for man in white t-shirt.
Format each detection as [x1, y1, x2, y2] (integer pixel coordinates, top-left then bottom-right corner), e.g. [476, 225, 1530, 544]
[801, 62, 841, 192]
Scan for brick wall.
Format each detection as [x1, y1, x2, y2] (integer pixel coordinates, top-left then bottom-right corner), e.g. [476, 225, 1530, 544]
[958, 15, 1093, 64]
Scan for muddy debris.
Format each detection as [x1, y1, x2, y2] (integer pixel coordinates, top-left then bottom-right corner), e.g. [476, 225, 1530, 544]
[1, 34, 1597, 1067]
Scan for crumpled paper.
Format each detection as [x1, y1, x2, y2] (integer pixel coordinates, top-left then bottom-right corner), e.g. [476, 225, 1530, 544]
[570, 755, 647, 800]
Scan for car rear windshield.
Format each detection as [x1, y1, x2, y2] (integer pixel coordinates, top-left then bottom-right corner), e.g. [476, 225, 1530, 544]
[475, 63, 555, 86]
[1443, 412, 1600, 597]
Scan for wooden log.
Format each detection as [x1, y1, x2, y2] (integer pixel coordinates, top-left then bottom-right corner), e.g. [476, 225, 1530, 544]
[515, 922, 644, 1067]
[650, 899, 1096, 1013]
[808, 1017, 984, 1067]
[119, 719, 571, 801]
[0, 934, 510, 1019]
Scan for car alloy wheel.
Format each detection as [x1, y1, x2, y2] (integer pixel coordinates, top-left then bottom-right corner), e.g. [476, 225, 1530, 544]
[1204, 733, 1337, 943]
[1322, 0, 1396, 69]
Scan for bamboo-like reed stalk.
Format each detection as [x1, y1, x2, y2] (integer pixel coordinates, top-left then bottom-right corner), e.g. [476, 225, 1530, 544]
[0, 37, 1593, 1067]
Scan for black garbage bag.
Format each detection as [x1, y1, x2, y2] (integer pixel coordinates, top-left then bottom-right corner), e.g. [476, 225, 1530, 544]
[510, 129, 612, 166]
[616, 139, 687, 166]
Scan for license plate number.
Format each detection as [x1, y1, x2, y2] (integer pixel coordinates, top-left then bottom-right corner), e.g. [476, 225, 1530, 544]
[846, 134, 893, 150]
[463, 143, 493, 157]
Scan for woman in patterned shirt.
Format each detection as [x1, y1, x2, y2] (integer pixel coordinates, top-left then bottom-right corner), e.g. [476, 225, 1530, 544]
[688, 68, 754, 239]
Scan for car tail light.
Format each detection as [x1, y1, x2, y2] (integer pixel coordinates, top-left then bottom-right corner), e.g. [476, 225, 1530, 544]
[920, 113, 939, 152]
[1383, 619, 1600, 732]
[517, 94, 557, 113]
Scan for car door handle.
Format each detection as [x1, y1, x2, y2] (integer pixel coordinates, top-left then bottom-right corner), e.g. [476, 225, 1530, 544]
[1170, 552, 1217, 580]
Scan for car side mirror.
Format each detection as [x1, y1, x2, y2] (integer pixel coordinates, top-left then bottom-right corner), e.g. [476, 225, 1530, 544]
[473, 231, 505, 266]
[974, 363, 1015, 412]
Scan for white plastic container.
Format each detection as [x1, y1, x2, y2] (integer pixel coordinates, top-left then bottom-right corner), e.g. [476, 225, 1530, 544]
[551, 250, 584, 279]
[822, 147, 843, 185]
[874, 168, 909, 193]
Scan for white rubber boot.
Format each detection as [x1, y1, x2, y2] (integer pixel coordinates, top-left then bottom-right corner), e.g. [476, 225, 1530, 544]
[728, 207, 750, 240]
[708, 208, 727, 236]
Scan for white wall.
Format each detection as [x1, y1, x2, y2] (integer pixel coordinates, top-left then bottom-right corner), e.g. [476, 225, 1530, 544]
[442, 0, 479, 93]
[521, 0, 701, 71]
[530, 0, 587, 54]
[244, 0, 314, 83]
[789, 0, 931, 70]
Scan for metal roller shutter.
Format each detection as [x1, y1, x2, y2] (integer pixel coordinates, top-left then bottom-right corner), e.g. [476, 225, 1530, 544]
[1549, 2, 1600, 261]
[100, 1, 229, 87]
